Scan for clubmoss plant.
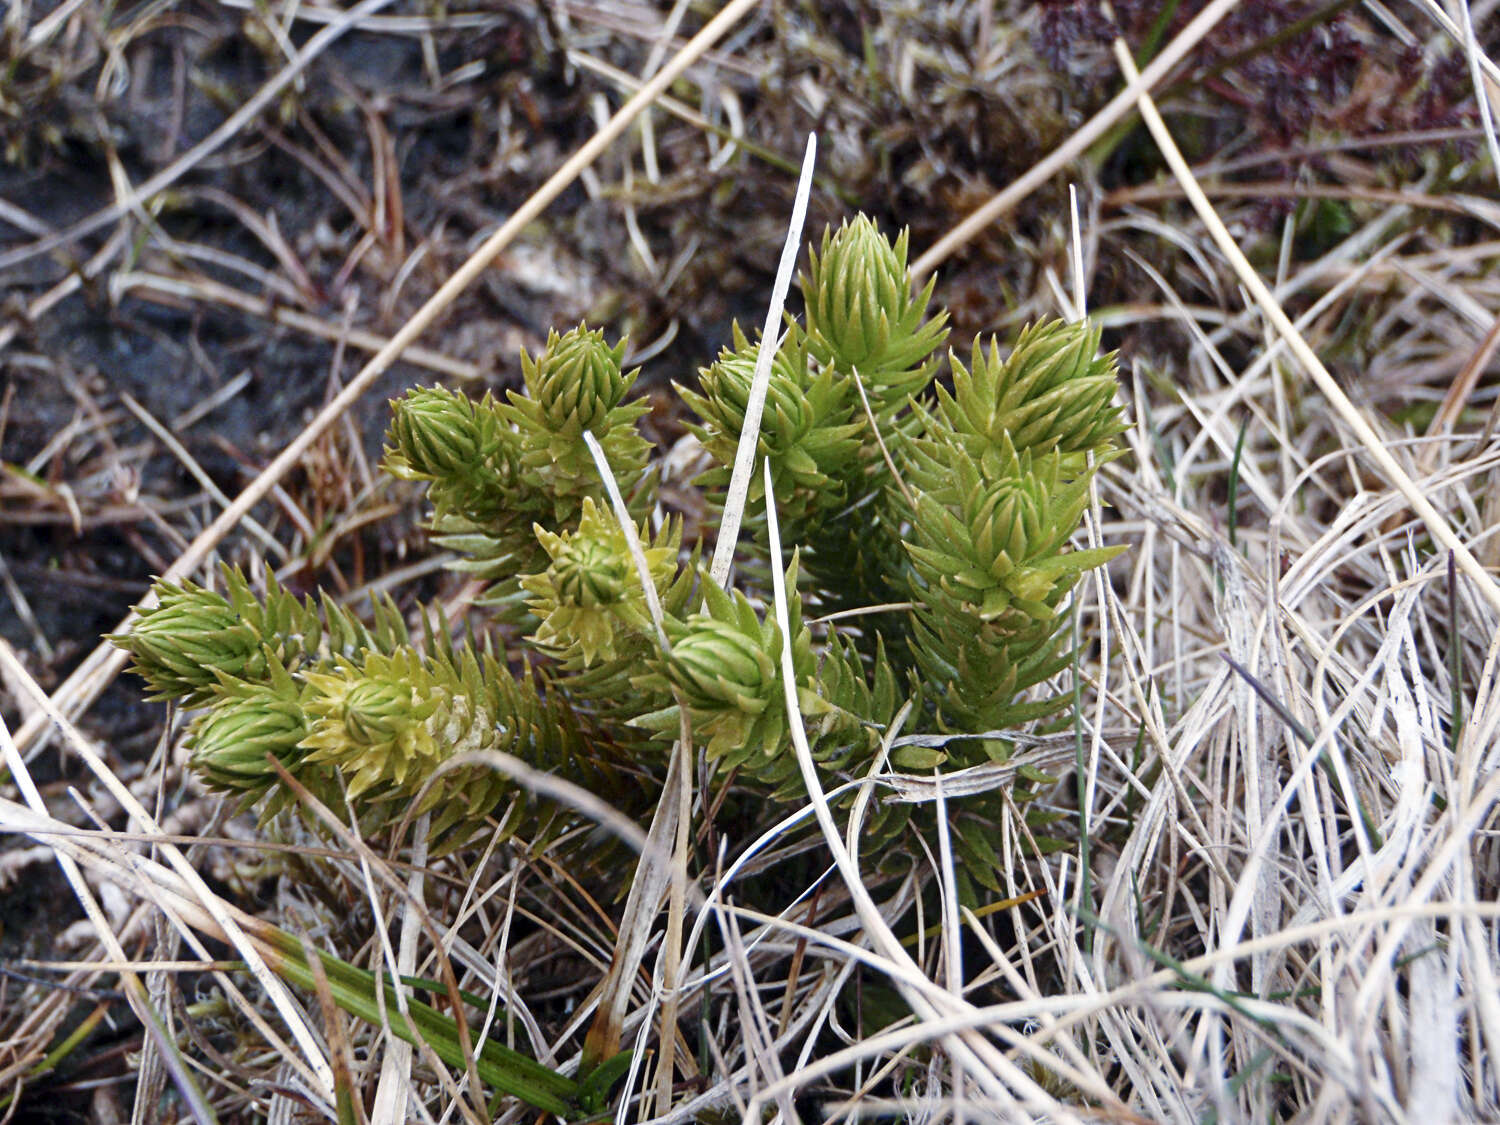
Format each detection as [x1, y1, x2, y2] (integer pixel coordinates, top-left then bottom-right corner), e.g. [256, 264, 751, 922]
[679, 321, 865, 533]
[384, 324, 653, 608]
[801, 217, 948, 413]
[114, 214, 1125, 885]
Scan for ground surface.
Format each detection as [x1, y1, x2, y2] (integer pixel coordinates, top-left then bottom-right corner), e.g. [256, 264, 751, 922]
[3, 1, 1499, 1122]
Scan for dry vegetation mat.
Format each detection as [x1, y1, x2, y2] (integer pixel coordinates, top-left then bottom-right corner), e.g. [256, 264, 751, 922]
[3, 1, 1500, 1122]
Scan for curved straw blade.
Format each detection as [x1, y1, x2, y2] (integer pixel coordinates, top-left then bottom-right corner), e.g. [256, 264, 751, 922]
[708, 133, 819, 589]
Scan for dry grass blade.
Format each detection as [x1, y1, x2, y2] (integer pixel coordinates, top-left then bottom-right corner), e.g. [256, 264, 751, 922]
[585, 132, 810, 1103]
[708, 133, 818, 588]
[586, 430, 671, 652]
[1421, 312, 1500, 469]
[580, 732, 687, 1079]
[579, 427, 688, 1088]
[368, 816, 429, 1125]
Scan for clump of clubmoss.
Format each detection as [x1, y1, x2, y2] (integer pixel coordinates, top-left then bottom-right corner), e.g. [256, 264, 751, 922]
[114, 214, 1125, 891]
